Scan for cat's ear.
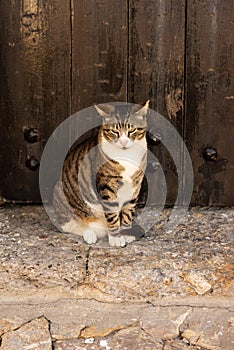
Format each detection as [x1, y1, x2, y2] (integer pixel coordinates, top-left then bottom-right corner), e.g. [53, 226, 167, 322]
[94, 104, 115, 122]
[132, 100, 150, 119]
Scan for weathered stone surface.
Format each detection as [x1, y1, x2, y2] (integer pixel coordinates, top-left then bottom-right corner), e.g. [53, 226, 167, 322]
[0, 319, 22, 336]
[181, 271, 212, 295]
[141, 306, 192, 340]
[0, 205, 233, 349]
[55, 339, 99, 350]
[163, 340, 202, 349]
[86, 208, 234, 303]
[54, 329, 207, 350]
[0, 317, 52, 350]
[50, 322, 85, 341]
[54, 328, 163, 350]
[55, 338, 113, 350]
[55, 337, 129, 350]
[110, 326, 163, 349]
[1, 299, 233, 349]
[47, 300, 141, 340]
[0, 299, 145, 340]
[0, 206, 233, 303]
[0, 206, 88, 295]
[181, 308, 234, 350]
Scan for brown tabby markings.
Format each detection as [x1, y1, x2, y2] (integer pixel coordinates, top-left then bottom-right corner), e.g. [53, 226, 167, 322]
[53, 102, 148, 246]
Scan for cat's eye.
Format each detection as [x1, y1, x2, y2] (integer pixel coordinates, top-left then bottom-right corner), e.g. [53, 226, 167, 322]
[128, 128, 137, 136]
[111, 130, 120, 136]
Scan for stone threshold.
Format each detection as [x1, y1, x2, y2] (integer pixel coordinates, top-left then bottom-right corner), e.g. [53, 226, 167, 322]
[0, 205, 233, 349]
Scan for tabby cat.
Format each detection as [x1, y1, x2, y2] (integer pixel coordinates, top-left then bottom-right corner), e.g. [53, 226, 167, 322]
[53, 101, 149, 247]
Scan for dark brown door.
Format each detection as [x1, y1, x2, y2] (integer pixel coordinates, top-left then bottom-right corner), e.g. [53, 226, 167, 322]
[0, 0, 233, 205]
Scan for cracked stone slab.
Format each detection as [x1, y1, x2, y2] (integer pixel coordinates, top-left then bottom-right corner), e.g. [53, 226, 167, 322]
[0, 319, 23, 337]
[0, 317, 52, 350]
[109, 326, 163, 349]
[0, 205, 233, 349]
[54, 329, 206, 350]
[0, 299, 233, 349]
[54, 328, 169, 350]
[0, 299, 146, 340]
[0, 205, 233, 303]
[86, 208, 234, 302]
[141, 306, 192, 340]
[162, 340, 203, 349]
[54, 329, 162, 350]
[0, 206, 89, 295]
[181, 308, 234, 350]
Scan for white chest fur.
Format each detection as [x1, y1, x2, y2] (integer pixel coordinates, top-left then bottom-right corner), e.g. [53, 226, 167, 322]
[101, 137, 147, 209]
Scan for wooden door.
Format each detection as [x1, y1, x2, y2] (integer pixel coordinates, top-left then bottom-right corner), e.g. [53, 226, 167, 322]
[0, 0, 233, 205]
[185, 0, 234, 205]
[0, 0, 71, 201]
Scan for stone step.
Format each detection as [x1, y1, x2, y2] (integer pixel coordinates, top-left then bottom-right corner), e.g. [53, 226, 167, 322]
[0, 205, 233, 349]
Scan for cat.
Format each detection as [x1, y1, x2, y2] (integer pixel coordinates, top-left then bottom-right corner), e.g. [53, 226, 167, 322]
[53, 101, 149, 247]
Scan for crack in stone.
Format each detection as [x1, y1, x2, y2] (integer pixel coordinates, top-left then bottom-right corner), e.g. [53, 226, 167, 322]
[1, 296, 233, 310]
[0, 316, 53, 349]
[140, 326, 164, 348]
[0, 316, 50, 333]
[177, 308, 193, 334]
[194, 333, 206, 349]
[176, 308, 194, 346]
[78, 325, 87, 337]
[26, 301, 234, 310]
[79, 323, 132, 338]
[1, 297, 233, 310]
[1, 318, 39, 335]
[47, 315, 55, 348]
[85, 247, 92, 279]
[148, 302, 233, 312]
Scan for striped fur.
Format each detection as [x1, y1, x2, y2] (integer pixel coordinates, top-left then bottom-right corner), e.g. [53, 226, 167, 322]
[53, 102, 149, 247]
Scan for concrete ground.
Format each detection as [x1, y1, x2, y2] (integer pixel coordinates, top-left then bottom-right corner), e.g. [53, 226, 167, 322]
[0, 205, 233, 349]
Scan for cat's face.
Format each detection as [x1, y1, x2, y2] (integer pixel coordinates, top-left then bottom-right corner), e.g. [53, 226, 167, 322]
[95, 102, 149, 150]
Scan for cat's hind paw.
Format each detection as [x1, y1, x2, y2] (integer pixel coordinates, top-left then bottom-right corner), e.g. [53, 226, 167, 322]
[83, 230, 97, 245]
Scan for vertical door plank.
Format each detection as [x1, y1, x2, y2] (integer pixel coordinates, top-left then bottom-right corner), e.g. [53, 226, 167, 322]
[129, 0, 186, 205]
[185, 0, 234, 205]
[0, 0, 70, 201]
[71, 0, 128, 112]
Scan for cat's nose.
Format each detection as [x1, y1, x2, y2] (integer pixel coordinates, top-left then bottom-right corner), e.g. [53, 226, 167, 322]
[119, 139, 128, 148]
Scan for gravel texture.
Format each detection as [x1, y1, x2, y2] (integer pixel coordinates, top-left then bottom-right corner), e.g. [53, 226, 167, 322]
[0, 205, 233, 349]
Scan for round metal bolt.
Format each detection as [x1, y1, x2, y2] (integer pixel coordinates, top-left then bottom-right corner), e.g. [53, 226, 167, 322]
[24, 128, 40, 143]
[147, 128, 162, 146]
[148, 159, 160, 173]
[25, 156, 40, 171]
[203, 147, 218, 162]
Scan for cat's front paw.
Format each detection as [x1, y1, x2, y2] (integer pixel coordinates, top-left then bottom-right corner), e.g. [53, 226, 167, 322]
[123, 234, 136, 244]
[108, 234, 136, 247]
[83, 230, 97, 245]
[108, 234, 126, 247]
